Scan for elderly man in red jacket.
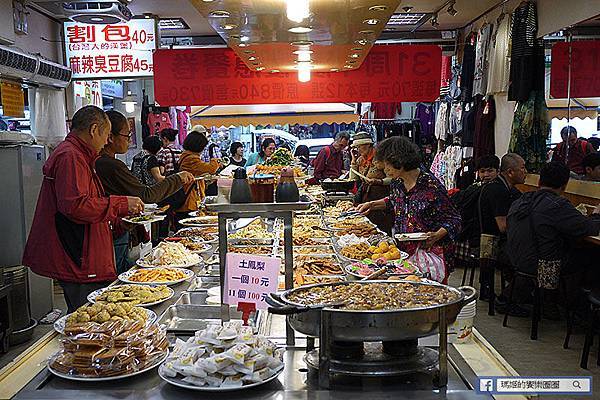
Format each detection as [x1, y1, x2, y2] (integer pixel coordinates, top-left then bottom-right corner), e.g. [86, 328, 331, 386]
[23, 106, 144, 312]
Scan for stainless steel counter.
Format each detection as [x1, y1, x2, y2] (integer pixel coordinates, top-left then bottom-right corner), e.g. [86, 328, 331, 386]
[15, 345, 490, 399]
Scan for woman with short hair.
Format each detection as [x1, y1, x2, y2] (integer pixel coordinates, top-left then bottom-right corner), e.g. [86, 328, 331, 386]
[357, 136, 461, 283]
[230, 141, 247, 167]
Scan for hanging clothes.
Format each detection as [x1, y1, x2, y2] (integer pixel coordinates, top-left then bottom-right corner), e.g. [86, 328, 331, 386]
[460, 100, 478, 147]
[414, 103, 435, 143]
[449, 103, 463, 136]
[176, 107, 190, 144]
[460, 33, 477, 103]
[447, 65, 462, 103]
[510, 91, 550, 172]
[430, 150, 446, 183]
[473, 23, 493, 97]
[444, 145, 463, 190]
[487, 13, 511, 95]
[508, 1, 545, 102]
[440, 56, 452, 97]
[147, 112, 172, 136]
[473, 96, 496, 160]
[371, 102, 402, 119]
[435, 102, 449, 142]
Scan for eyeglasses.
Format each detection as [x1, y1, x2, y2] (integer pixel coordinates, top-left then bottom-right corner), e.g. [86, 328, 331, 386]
[115, 133, 133, 139]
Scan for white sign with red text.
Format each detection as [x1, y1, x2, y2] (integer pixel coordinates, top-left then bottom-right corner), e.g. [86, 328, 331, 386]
[64, 19, 156, 79]
[224, 253, 280, 310]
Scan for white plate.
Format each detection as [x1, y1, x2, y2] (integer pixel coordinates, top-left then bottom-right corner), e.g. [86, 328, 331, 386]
[118, 268, 195, 286]
[48, 351, 168, 382]
[394, 232, 430, 242]
[158, 363, 283, 392]
[339, 250, 410, 264]
[136, 253, 201, 269]
[122, 214, 166, 225]
[54, 308, 157, 334]
[86, 285, 175, 307]
[179, 216, 219, 226]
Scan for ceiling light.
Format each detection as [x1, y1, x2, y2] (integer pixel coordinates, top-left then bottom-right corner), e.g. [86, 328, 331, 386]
[286, 0, 310, 23]
[297, 63, 311, 82]
[248, 56, 257, 61]
[290, 40, 314, 46]
[238, 43, 249, 47]
[351, 47, 363, 51]
[363, 19, 379, 25]
[354, 39, 369, 46]
[210, 10, 230, 18]
[387, 13, 427, 26]
[344, 65, 353, 69]
[271, 69, 280, 73]
[122, 90, 137, 114]
[369, 5, 388, 11]
[202, 0, 215, 2]
[222, 24, 237, 30]
[330, 68, 339, 72]
[256, 67, 265, 71]
[431, 15, 439, 27]
[288, 26, 312, 34]
[240, 35, 250, 42]
[243, 50, 255, 54]
[447, 2, 458, 16]
[347, 60, 357, 64]
[296, 52, 312, 62]
[350, 53, 360, 58]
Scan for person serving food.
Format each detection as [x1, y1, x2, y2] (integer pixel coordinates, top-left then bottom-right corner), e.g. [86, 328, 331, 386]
[356, 136, 461, 282]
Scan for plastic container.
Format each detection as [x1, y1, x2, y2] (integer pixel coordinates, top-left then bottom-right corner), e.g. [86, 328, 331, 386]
[448, 300, 476, 344]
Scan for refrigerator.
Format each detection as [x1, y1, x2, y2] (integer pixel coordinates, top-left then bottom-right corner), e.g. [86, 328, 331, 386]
[0, 144, 53, 320]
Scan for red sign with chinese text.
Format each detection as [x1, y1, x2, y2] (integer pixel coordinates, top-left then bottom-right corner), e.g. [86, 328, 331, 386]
[64, 20, 156, 79]
[153, 45, 442, 106]
[550, 41, 600, 99]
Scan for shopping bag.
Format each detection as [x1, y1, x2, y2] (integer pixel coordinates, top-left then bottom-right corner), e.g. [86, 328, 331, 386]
[409, 246, 446, 283]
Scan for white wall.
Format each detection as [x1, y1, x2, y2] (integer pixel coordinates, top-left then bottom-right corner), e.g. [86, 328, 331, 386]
[13, 7, 62, 63]
[537, 0, 600, 37]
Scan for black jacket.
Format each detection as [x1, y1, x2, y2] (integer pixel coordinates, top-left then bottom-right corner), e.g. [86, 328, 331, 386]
[507, 189, 600, 274]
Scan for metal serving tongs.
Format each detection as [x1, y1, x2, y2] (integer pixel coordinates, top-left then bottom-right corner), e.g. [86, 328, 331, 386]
[336, 210, 361, 219]
[360, 264, 393, 281]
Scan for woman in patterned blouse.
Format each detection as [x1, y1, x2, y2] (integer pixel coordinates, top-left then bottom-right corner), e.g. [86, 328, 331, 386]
[357, 137, 461, 279]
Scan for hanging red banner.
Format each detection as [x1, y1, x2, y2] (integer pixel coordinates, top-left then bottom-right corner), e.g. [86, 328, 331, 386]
[153, 45, 441, 106]
[550, 41, 600, 99]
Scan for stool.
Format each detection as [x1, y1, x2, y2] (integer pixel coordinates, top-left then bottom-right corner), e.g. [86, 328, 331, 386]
[580, 289, 600, 369]
[0, 284, 13, 353]
[461, 253, 478, 287]
[502, 271, 541, 340]
[564, 287, 591, 349]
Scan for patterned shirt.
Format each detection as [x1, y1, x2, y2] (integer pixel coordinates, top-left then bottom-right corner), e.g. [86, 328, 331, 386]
[156, 143, 182, 175]
[385, 169, 461, 256]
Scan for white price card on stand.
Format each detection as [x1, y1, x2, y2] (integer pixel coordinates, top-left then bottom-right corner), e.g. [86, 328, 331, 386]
[224, 253, 280, 309]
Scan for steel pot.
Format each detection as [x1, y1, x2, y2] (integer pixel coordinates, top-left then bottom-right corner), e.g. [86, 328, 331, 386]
[266, 280, 476, 342]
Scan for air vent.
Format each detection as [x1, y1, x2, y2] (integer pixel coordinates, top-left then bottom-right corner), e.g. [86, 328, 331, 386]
[34, 59, 72, 88]
[0, 47, 37, 74]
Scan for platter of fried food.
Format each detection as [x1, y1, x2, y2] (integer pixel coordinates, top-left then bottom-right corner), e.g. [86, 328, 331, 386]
[322, 201, 354, 217]
[340, 240, 408, 262]
[87, 284, 174, 307]
[228, 245, 274, 256]
[48, 320, 168, 381]
[176, 226, 219, 241]
[293, 245, 335, 255]
[294, 274, 344, 287]
[178, 239, 213, 253]
[329, 216, 371, 230]
[290, 235, 330, 246]
[293, 216, 322, 229]
[137, 242, 201, 268]
[294, 224, 329, 239]
[229, 220, 276, 243]
[294, 256, 343, 276]
[119, 267, 194, 286]
[54, 303, 156, 334]
[337, 222, 378, 238]
[179, 216, 219, 226]
[159, 321, 284, 391]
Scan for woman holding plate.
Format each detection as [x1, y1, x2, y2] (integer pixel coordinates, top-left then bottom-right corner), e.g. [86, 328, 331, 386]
[356, 136, 461, 283]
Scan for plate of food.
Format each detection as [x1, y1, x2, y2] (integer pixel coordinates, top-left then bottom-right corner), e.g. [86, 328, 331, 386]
[122, 214, 166, 224]
[177, 239, 213, 254]
[175, 226, 219, 240]
[158, 321, 284, 391]
[179, 216, 219, 226]
[54, 303, 156, 334]
[48, 320, 168, 381]
[344, 259, 419, 279]
[395, 232, 430, 242]
[119, 267, 194, 286]
[136, 242, 201, 268]
[339, 241, 408, 263]
[87, 284, 174, 307]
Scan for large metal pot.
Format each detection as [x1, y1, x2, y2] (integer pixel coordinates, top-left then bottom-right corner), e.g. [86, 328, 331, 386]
[266, 280, 476, 342]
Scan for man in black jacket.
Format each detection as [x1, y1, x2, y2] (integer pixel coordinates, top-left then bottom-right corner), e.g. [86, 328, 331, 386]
[507, 162, 600, 316]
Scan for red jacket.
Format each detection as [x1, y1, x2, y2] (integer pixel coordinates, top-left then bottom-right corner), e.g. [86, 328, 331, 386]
[312, 145, 344, 181]
[22, 133, 129, 283]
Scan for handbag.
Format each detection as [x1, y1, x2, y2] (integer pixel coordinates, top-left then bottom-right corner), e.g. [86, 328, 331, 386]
[408, 245, 446, 283]
[477, 185, 500, 261]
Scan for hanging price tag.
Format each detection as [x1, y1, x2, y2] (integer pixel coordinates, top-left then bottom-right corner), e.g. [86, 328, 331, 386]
[224, 253, 280, 310]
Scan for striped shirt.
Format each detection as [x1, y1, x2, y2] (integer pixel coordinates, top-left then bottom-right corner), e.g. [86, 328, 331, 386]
[156, 143, 182, 175]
